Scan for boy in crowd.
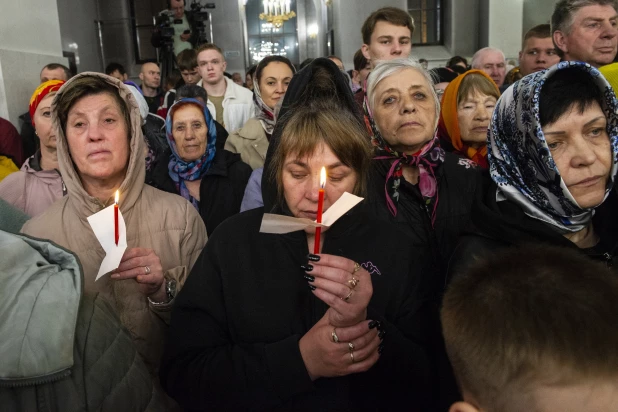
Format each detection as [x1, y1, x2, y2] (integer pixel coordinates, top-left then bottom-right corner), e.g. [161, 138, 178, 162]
[356, 7, 414, 108]
[442, 245, 618, 412]
[518, 24, 560, 77]
[105, 62, 128, 81]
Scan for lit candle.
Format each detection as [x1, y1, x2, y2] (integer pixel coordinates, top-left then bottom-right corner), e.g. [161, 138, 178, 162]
[313, 167, 326, 254]
[286, 0, 290, 14]
[114, 190, 119, 246]
[264, 0, 267, 14]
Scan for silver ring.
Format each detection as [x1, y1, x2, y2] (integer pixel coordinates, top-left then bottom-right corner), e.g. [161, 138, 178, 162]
[348, 342, 355, 351]
[144, 266, 151, 275]
[331, 328, 339, 343]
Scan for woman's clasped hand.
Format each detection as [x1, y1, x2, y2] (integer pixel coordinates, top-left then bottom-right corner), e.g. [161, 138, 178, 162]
[299, 253, 385, 381]
[111, 247, 166, 301]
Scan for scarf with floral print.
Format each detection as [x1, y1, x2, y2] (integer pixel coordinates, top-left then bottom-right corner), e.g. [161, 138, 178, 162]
[488, 61, 618, 234]
[165, 98, 217, 209]
[364, 93, 445, 225]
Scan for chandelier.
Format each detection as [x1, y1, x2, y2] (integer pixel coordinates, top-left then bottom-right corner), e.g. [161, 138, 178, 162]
[260, 1, 296, 28]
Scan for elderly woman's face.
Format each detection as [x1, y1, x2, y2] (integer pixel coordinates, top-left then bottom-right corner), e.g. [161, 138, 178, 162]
[282, 142, 356, 225]
[457, 89, 496, 148]
[34, 94, 57, 150]
[373, 68, 437, 154]
[172, 104, 208, 162]
[66, 93, 129, 183]
[543, 101, 612, 209]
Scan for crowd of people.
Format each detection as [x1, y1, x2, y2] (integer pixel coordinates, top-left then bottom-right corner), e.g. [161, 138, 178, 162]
[1, 0, 618, 411]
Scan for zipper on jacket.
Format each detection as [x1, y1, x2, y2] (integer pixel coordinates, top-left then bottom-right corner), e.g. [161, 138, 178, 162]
[0, 369, 71, 388]
[55, 169, 67, 196]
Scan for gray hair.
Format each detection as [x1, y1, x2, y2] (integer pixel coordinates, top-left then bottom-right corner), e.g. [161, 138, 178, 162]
[470, 47, 506, 69]
[366, 58, 440, 134]
[551, 0, 618, 57]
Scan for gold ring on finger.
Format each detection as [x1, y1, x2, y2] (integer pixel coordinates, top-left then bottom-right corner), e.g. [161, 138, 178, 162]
[348, 342, 355, 351]
[352, 262, 361, 273]
[342, 290, 353, 301]
[331, 328, 339, 343]
[348, 277, 359, 289]
[350, 351, 355, 363]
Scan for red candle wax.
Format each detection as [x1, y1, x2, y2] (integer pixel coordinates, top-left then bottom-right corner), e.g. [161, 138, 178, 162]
[313, 167, 326, 254]
[314, 189, 324, 254]
[114, 190, 119, 246]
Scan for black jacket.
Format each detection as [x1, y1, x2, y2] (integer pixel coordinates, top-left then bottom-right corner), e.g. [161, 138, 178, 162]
[160, 205, 437, 411]
[18, 111, 37, 160]
[147, 148, 251, 236]
[448, 175, 618, 279]
[367, 152, 483, 289]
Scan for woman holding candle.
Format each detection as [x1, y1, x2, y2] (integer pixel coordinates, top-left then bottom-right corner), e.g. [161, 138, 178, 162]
[21, 72, 207, 410]
[161, 58, 437, 411]
[364, 58, 484, 284]
[0, 80, 67, 216]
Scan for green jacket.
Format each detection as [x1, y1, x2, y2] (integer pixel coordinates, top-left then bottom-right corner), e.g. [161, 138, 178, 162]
[0, 231, 152, 411]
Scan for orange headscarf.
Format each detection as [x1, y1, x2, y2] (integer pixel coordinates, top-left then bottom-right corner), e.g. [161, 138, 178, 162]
[29, 80, 65, 128]
[438, 69, 499, 168]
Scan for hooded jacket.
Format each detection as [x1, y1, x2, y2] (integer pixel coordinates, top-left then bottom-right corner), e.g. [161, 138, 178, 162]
[0, 230, 152, 411]
[21, 72, 208, 374]
[0, 151, 65, 217]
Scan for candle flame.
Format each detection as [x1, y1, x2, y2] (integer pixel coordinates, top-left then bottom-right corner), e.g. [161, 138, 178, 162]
[320, 167, 326, 189]
[114, 190, 119, 205]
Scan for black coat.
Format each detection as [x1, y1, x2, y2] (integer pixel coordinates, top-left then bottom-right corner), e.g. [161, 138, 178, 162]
[160, 205, 438, 411]
[147, 148, 251, 236]
[367, 152, 483, 290]
[18, 111, 37, 160]
[448, 174, 618, 279]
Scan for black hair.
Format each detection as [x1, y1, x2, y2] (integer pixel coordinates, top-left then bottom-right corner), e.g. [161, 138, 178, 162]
[299, 58, 315, 70]
[447, 55, 468, 69]
[539, 67, 604, 127]
[176, 84, 208, 102]
[246, 65, 257, 77]
[429, 67, 459, 84]
[105, 62, 126, 76]
[255, 55, 295, 84]
[41, 63, 73, 80]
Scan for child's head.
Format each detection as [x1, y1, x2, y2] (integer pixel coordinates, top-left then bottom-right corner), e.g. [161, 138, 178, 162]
[165, 69, 182, 92]
[441, 245, 618, 412]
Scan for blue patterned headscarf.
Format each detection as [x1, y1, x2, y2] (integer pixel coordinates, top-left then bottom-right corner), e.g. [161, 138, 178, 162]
[489, 61, 618, 234]
[165, 98, 217, 209]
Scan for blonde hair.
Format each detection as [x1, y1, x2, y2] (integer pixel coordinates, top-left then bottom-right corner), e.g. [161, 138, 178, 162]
[442, 245, 618, 411]
[269, 99, 372, 205]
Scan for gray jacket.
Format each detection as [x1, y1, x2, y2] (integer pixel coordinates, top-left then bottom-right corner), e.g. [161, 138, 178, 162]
[0, 231, 152, 411]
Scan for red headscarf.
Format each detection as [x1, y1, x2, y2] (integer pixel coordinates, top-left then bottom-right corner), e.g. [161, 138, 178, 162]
[29, 80, 65, 128]
[438, 70, 499, 169]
